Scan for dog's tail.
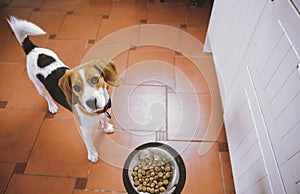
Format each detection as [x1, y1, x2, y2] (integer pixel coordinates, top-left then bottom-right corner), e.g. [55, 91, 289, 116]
[7, 16, 46, 54]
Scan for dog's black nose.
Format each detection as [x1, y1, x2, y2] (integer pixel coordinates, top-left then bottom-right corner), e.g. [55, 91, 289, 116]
[86, 98, 97, 110]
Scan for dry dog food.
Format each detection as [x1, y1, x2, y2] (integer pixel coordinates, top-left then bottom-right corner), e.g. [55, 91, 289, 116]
[132, 155, 173, 193]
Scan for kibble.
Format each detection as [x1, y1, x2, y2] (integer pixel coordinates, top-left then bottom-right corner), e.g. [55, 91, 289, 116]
[131, 155, 172, 194]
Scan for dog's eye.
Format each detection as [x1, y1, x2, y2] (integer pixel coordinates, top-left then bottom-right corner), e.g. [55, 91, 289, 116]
[73, 85, 81, 92]
[91, 77, 99, 84]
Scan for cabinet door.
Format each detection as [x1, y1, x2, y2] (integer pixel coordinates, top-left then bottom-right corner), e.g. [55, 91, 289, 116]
[249, 1, 300, 192]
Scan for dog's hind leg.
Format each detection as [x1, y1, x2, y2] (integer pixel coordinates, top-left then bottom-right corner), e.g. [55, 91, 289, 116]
[29, 74, 58, 114]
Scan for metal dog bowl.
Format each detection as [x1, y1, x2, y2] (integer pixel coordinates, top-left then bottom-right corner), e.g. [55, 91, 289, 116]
[123, 142, 186, 194]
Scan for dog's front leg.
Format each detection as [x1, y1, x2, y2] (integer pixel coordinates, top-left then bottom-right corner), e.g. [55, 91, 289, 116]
[80, 125, 98, 163]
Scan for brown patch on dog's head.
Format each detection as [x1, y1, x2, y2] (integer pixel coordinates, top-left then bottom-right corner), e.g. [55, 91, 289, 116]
[91, 59, 120, 87]
[58, 69, 79, 107]
[59, 59, 120, 110]
[82, 62, 106, 90]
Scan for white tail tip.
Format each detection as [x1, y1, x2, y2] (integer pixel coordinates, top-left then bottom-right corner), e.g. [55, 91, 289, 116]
[7, 16, 46, 44]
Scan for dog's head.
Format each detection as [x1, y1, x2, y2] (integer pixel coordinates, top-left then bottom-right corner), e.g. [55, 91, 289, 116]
[59, 59, 120, 113]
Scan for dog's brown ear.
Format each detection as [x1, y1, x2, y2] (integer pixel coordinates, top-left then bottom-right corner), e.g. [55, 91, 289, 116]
[94, 60, 120, 87]
[59, 70, 78, 106]
[104, 61, 120, 86]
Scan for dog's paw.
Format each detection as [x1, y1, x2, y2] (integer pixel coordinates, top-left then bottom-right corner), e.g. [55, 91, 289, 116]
[88, 150, 99, 163]
[48, 103, 58, 114]
[104, 123, 115, 134]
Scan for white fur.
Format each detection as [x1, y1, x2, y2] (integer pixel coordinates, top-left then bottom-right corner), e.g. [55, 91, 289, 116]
[8, 16, 115, 163]
[75, 69, 115, 162]
[7, 16, 46, 44]
[26, 48, 68, 114]
[78, 69, 107, 113]
[74, 104, 114, 163]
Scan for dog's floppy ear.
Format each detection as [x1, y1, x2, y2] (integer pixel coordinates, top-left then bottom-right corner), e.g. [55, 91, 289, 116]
[94, 60, 120, 87]
[59, 70, 78, 106]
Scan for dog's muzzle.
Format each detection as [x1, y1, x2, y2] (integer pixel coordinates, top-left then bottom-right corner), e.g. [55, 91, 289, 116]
[80, 98, 112, 119]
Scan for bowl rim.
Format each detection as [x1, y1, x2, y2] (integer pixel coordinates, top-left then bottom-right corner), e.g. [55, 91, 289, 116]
[122, 142, 186, 194]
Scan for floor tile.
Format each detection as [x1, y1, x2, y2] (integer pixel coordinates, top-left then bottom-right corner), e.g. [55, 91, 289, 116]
[112, 84, 166, 131]
[28, 11, 66, 35]
[180, 30, 206, 57]
[0, 109, 44, 162]
[0, 0, 11, 4]
[0, 63, 24, 101]
[40, 0, 78, 12]
[86, 159, 125, 192]
[126, 60, 175, 87]
[93, 129, 156, 169]
[0, 7, 32, 20]
[96, 129, 156, 150]
[186, 6, 211, 29]
[139, 24, 182, 51]
[125, 49, 175, 88]
[175, 56, 210, 93]
[109, 0, 147, 22]
[126, 46, 175, 86]
[111, 50, 129, 79]
[52, 104, 73, 120]
[148, 3, 186, 27]
[8, 0, 45, 8]
[128, 46, 175, 66]
[0, 7, 32, 40]
[0, 163, 15, 194]
[167, 93, 211, 140]
[45, 39, 87, 68]
[185, 27, 207, 44]
[57, 15, 101, 40]
[26, 119, 89, 177]
[188, 56, 220, 95]
[96, 16, 140, 42]
[82, 43, 130, 64]
[166, 141, 224, 194]
[0, 36, 25, 63]
[74, 0, 112, 16]
[6, 72, 48, 111]
[6, 174, 75, 194]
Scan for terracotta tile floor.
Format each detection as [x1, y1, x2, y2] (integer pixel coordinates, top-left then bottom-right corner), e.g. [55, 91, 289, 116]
[0, 0, 235, 193]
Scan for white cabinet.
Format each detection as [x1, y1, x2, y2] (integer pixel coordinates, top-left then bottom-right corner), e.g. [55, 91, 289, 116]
[205, 0, 300, 193]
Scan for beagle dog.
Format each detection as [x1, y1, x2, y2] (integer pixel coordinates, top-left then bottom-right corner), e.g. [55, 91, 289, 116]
[7, 16, 120, 162]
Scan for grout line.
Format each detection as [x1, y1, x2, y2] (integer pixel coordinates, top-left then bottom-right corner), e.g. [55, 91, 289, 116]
[219, 152, 227, 194]
[3, 162, 17, 194]
[20, 172, 86, 180]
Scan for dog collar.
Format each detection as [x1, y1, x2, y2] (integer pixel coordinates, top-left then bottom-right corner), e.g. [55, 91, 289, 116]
[95, 98, 112, 119]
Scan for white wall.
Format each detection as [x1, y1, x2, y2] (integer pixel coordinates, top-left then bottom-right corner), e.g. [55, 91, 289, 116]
[205, 0, 300, 193]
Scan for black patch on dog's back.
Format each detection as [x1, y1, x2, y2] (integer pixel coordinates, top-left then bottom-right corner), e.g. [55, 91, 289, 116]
[37, 54, 56, 68]
[37, 67, 72, 112]
[22, 36, 37, 55]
